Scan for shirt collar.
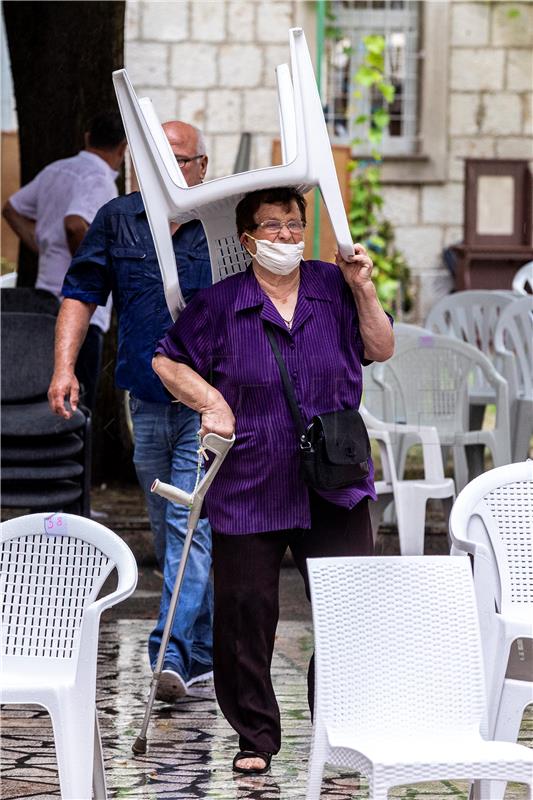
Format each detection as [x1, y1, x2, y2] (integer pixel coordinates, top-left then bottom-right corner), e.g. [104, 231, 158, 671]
[235, 260, 332, 313]
[78, 150, 119, 180]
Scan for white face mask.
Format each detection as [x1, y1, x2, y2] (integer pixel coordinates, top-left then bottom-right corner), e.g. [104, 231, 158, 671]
[244, 234, 304, 276]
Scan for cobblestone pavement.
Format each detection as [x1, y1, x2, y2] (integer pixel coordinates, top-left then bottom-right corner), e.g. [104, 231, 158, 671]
[2, 617, 532, 800]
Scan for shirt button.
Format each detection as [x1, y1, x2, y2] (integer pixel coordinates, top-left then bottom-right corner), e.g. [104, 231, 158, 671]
[292, 370, 297, 378]
[289, 343, 295, 350]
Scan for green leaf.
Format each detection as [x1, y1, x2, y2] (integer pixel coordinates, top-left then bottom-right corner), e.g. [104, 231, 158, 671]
[355, 66, 381, 87]
[506, 8, 520, 18]
[372, 108, 390, 129]
[363, 34, 385, 55]
[354, 114, 368, 125]
[366, 51, 384, 70]
[368, 128, 383, 145]
[378, 83, 395, 103]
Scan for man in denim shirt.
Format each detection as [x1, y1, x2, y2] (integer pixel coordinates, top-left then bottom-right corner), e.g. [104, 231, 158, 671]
[48, 121, 213, 702]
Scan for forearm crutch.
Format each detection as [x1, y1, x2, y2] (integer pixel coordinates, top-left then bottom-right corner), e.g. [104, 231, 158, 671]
[132, 432, 234, 754]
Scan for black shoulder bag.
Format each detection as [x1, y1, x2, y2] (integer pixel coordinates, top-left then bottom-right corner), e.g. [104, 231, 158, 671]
[263, 322, 370, 491]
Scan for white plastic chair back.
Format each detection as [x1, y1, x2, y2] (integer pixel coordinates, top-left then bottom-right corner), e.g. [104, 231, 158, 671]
[512, 261, 533, 295]
[1, 513, 138, 799]
[113, 27, 354, 319]
[306, 554, 533, 800]
[425, 290, 516, 403]
[494, 297, 533, 460]
[308, 556, 485, 736]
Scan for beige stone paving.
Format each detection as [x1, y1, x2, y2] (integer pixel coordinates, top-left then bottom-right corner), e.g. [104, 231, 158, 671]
[1, 619, 531, 799]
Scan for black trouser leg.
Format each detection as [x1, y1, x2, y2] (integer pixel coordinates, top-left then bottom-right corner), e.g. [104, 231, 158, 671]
[75, 324, 104, 411]
[289, 494, 374, 714]
[212, 530, 288, 754]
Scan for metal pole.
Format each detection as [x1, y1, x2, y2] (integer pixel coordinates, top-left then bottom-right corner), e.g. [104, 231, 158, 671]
[313, 0, 326, 259]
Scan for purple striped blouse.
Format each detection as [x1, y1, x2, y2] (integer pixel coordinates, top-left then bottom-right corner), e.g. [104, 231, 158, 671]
[155, 260, 379, 534]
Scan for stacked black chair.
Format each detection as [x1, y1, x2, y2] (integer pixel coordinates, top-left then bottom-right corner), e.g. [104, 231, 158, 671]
[1, 307, 91, 516]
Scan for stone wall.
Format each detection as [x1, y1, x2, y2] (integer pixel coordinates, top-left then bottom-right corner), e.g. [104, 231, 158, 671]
[124, 0, 533, 321]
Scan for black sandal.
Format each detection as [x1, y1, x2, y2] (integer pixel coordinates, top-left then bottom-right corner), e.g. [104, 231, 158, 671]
[232, 750, 272, 775]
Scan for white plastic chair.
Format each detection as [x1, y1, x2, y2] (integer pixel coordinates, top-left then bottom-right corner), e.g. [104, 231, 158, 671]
[361, 406, 455, 555]
[0, 512, 138, 799]
[494, 296, 533, 461]
[513, 261, 533, 295]
[306, 555, 533, 800]
[370, 334, 511, 492]
[449, 462, 533, 800]
[112, 27, 354, 319]
[425, 290, 517, 409]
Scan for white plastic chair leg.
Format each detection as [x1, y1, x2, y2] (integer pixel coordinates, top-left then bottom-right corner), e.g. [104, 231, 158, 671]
[452, 444, 469, 492]
[49, 693, 96, 800]
[512, 400, 533, 461]
[92, 710, 107, 799]
[394, 485, 428, 555]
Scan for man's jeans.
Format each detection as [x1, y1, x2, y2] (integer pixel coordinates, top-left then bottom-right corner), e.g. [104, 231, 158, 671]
[130, 397, 213, 680]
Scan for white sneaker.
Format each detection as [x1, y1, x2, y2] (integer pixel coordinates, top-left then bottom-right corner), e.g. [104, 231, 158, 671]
[156, 669, 188, 702]
[187, 668, 214, 687]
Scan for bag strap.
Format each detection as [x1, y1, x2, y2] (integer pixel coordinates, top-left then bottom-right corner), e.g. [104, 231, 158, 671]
[262, 321, 310, 448]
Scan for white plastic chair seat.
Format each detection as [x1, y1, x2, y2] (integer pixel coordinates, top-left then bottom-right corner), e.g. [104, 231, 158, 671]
[512, 261, 533, 295]
[113, 27, 354, 319]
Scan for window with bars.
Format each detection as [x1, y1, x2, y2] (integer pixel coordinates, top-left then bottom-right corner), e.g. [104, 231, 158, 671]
[324, 0, 421, 156]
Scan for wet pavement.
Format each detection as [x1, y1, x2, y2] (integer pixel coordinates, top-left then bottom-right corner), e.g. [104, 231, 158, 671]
[1, 485, 532, 799]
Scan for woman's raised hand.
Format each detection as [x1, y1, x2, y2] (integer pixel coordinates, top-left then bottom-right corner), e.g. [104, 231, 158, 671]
[335, 243, 374, 291]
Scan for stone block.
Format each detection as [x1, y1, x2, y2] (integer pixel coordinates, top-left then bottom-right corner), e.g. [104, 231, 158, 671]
[253, 134, 277, 170]
[135, 87, 178, 122]
[227, 2, 255, 42]
[506, 49, 533, 91]
[263, 45, 290, 87]
[141, 1, 188, 41]
[451, 3, 490, 46]
[178, 91, 207, 130]
[394, 226, 444, 274]
[219, 45, 262, 87]
[481, 93, 522, 135]
[492, 3, 533, 47]
[449, 93, 480, 136]
[443, 226, 463, 248]
[125, 41, 169, 86]
[381, 187, 420, 227]
[450, 49, 504, 91]
[523, 93, 532, 136]
[170, 43, 217, 88]
[495, 137, 533, 159]
[256, 2, 293, 43]
[206, 90, 242, 133]
[243, 88, 279, 133]
[125, 1, 141, 41]
[213, 134, 241, 178]
[422, 184, 463, 226]
[447, 136, 495, 181]
[191, 1, 226, 42]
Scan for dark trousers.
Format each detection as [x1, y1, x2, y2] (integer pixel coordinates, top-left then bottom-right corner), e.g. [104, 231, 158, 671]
[75, 324, 104, 412]
[212, 492, 373, 755]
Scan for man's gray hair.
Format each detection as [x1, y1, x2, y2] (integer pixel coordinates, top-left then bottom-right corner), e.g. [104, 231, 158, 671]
[193, 126, 207, 156]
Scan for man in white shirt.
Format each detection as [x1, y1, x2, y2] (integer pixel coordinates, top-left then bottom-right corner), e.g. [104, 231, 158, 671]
[2, 111, 126, 409]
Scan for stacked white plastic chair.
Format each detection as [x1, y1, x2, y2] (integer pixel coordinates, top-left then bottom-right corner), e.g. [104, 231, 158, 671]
[494, 296, 533, 460]
[1, 512, 138, 799]
[449, 462, 533, 800]
[306, 555, 533, 800]
[361, 406, 455, 555]
[369, 333, 511, 492]
[112, 27, 354, 320]
[512, 261, 533, 295]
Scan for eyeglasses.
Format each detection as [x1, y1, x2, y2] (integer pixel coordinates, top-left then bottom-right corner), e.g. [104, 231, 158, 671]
[254, 220, 305, 235]
[174, 154, 205, 168]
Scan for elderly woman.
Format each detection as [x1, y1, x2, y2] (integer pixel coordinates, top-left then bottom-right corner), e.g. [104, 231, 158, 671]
[153, 187, 394, 775]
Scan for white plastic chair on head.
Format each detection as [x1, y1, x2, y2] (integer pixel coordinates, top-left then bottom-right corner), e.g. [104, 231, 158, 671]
[425, 290, 517, 410]
[112, 27, 354, 319]
[449, 462, 533, 800]
[494, 296, 533, 461]
[513, 261, 533, 295]
[306, 555, 533, 800]
[0, 270, 17, 288]
[0, 512, 138, 800]
[370, 333, 511, 492]
[361, 406, 455, 555]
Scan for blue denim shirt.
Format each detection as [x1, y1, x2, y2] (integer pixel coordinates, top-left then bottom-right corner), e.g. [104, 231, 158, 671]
[62, 191, 212, 403]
